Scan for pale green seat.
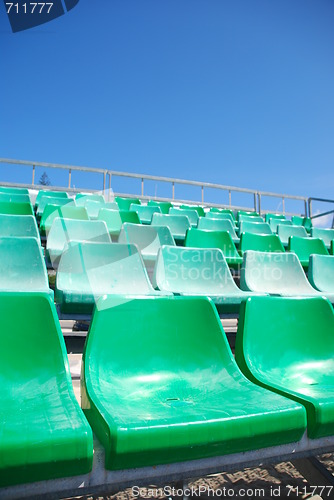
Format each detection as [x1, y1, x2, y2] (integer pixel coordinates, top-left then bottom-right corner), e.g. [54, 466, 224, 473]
[154, 246, 263, 313]
[119, 222, 175, 264]
[86, 201, 117, 220]
[239, 233, 284, 255]
[210, 207, 236, 221]
[311, 228, 334, 249]
[147, 200, 173, 214]
[185, 228, 242, 267]
[169, 207, 199, 227]
[56, 242, 165, 314]
[292, 216, 313, 233]
[0, 186, 29, 195]
[0, 292, 93, 487]
[265, 213, 285, 223]
[239, 221, 272, 235]
[75, 193, 105, 206]
[40, 205, 88, 237]
[98, 209, 140, 240]
[288, 236, 329, 268]
[277, 224, 308, 247]
[130, 203, 161, 224]
[82, 294, 306, 470]
[0, 237, 52, 297]
[238, 214, 264, 224]
[47, 218, 111, 268]
[0, 201, 33, 216]
[36, 196, 73, 219]
[0, 193, 31, 204]
[179, 205, 205, 217]
[151, 213, 191, 245]
[235, 296, 334, 439]
[35, 190, 68, 208]
[237, 210, 260, 221]
[198, 217, 239, 244]
[115, 196, 141, 211]
[205, 211, 236, 226]
[0, 214, 39, 239]
[240, 250, 334, 302]
[269, 218, 292, 233]
[308, 255, 334, 296]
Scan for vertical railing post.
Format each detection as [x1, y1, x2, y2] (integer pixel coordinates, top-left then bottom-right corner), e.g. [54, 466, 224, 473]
[68, 169, 72, 189]
[308, 198, 312, 218]
[103, 171, 106, 194]
[201, 185, 204, 203]
[141, 178, 144, 197]
[253, 192, 257, 212]
[172, 182, 175, 200]
[257, 193, 261, 215]
[32, 165, 35, 185]
[228, 189, 231, 207]
[109, 173, 112, 201]
[282, 197, 285, 215]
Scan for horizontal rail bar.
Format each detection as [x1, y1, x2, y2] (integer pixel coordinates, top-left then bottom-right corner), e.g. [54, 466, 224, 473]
[0, 158, 107, 175]
[311, 209, 334, 220]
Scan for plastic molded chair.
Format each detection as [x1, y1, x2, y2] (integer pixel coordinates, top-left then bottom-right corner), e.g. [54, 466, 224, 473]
[0, 201, 33, 216]
[115, 196, 141, 211]
[238, 215, 264, 224]
[0, 237, 52, 296]
[169, 207, 199, 227]
[0, 214, 39, 239]
[154, 247, 263, 313]
[85, 201, 117, 220]
[98, 209, 140, 240]
[0, 186, 29, 195]
[198, 218, 239, 244]
[292, 216, 313, 233]
[240, 250, 334, 302]
[308, 255, 334, 295]
[130, 203, 162, 224]
[56, 242, 164, 314]
[40, 205, 88, 237]
[147, 200, 173, 214]
[265, 213, 285, 223]
[288, 236, 329, 268]
[119, 223, 175, 264]
[311, 228, 334, 249]
[36, 196, 73, 219]
[235, 296, 334, 439]
[239, 233, 284, 255]
[277, 224, 308, 247]
[179, 205, 205, 217]
[210, 207, 236, 221]
[82, 294, 306, 470]
[205, 211, 236, 226]
[75, 193, 106, 206]
[237, 210, 259, 221]
[47, 218, 111, 268]
[239, 221, 272, 235]
[269, 218, 292, 233]
[0, 193, 31, 204]
[0, 292, 93, 487]
[35, 190, 68, 208]
[185, 228, 242, 267]
[152, 213, 191, 245]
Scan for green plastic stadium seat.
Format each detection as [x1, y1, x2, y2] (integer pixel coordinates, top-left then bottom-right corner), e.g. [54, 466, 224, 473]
[269, 218, 292, 233]
[332, 240, 334, 256]
[240, 250, 334, 302]
[288, 236, 329, 268]
[85, 201, 118, 220]
[169, 207, 199, 227]
[292, 216, 313, 232]
[308, 255, 334, 295]
[210, 207, 236, 221]
[35, 190, 68, 208]
[237, 210, 259, 221]
[0, 186, 29, 195]
[98, 209, 140, 240]
[277, 224, 308, 247]
[0, 214, 39, 239]
[303, 217, 313, 233]
[185, 228, 242, 267]
[56, 242, 164, 314]
[115, 196, 141, 211]
[130, 203, 162, 224]
[198, 217, 240, 244]
[205, 211, 237, 226]
[265, 213, 285, 223]
[239, 233, 284, 255]
[75, 193, 105, 206]
[36, 196, 73, 219]
[152, 213, 191, 245]
[82, 295, 306, 470]
[154, 247, 263, 313]
[0, 201, 33, 216]
[47, 218, 111, 268]
[0, 292, 93, 487]
[40, 205, 88, 237]
[311, 228, 334, 249]
[0, 237, 52, 296]
[235, 296, 334, 439]
[239, 221, 272, 235]
[0, 193, 31, 204]
[147, 200, 173, 214]
[179, 205, 205, 217]
[238, 214, 264, 223]
[119, 223, 175, 264]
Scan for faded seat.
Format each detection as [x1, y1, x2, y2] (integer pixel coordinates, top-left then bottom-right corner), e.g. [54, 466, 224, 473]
[75, 193, 105, 206]
[36, 196, 73, 219]
[0, 214, 39, 239]
[308, 255, 334, 295]
[81, 295, 306, 470]
[235, 296, 334, 439]
[152, 213, 191, 245]
[288, 236, 329, 268]
[98, 209, 140, 240]
[147, 200, 173, 214]
[130, 203, 162, 224]
[311, 228, 334, 249]
[277, 224, 308, 247]
[185, 228, 242, 267]
[179, 205, 205, 217]
[0, 292, 93, 486]
[269, 218, 292, 233]
[198, 218, 239, 244]
[169, 207, 199, 227]
[239, 221, 272, 235]
[205, 211, 237, 226]
[40, 205, 88, 237]
[35, 190, 69, 208]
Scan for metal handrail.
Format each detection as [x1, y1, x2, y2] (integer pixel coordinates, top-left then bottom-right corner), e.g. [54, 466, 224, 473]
[308, 197, 334, 228]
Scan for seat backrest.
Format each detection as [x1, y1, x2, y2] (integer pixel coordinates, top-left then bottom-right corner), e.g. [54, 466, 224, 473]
[238, 215, 264, 224]
[154, 246, 239, 294]
[119, 223, 175, 257]
[239, 221, 272, 235]
[308, 254, 334, 293]
[75, 193, 106, 206]
[0, 237, 49, 292]
[0, 193, 31, 204]
[151, 213, 191, 238]
[288, 236, 329, 262]
[239, 233, 284, 254]
[277, 224, 308, 246]
[35, 190, 68, 207]
[130, 204, 162, 224]
[41, 205, 88, 236]
[98, 209, 140, 237]
[0, 214, 39, 239]
[179, 205, 205, 217]
[0, 186, 29, 195]
[57, 242, 155, 296]
[237, 210, 259, 221]
[169, 207, 199, 227]
[265, 213, 285, 223]
[115, 197, 141, 211]
[185, 228, 240, 259]
[269, 218, 292, 233]
[311, 228, 334, 248]
[36, 196, 72, 217]
[147, 200, 173, 214]
[0, 201, 33, 216]
[291, 215, 304, 226]
[198, 217, 239, 238]
[240, 250, 316, 295]
[209, 207, 236, 221]
[205, 211, 236, 225]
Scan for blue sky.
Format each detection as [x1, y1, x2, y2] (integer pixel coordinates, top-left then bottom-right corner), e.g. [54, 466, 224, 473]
[1, 0, 334, 211]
